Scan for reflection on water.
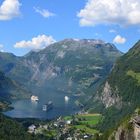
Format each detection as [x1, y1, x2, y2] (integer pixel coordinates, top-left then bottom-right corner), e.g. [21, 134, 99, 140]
[31, 100, 38, 106]
[4, 90, 80, 119]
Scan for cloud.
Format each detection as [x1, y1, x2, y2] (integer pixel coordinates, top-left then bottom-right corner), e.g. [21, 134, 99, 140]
[0, 0, 21, 20]
[14, 35, 56, 49]
[77, 0, 140, 26]
[109, 29, 117, 33]
[113, 35, 126, 44]
[34, 7, 55, 18]
[0, 44, 4, 52]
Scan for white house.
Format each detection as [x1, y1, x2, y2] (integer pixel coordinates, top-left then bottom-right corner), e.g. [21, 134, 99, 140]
[28, 124, 36, 133]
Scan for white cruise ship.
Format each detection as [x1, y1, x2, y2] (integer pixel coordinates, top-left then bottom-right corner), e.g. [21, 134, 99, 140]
[31, 95, 39, 101]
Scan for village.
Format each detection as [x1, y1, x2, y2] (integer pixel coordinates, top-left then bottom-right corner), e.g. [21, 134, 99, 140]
[27, 112, 102, 140]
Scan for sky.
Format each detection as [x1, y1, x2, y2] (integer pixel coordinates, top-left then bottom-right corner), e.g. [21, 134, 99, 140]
[0, 0, 140, 56]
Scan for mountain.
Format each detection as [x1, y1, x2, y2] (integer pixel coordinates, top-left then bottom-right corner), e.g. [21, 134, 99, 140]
[0, 52, 32, 84]
[93, 40, 140, 137]
[0, 39, 122, 103]
[0, 70, 31, 110]
[100, 40, 140, 108]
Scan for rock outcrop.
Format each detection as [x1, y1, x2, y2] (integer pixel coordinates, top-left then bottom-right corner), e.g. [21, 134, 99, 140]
[108, 115, 140, 140]
[101, 82, 121, 108]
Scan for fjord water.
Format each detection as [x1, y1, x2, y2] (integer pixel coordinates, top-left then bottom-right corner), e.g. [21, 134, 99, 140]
[4, 85, 81, 119]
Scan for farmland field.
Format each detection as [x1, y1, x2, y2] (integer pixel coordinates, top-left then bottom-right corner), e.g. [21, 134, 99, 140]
[64, 113, 102, 135]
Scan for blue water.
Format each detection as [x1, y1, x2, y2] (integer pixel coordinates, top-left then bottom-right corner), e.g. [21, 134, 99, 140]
[4, 90, 80, 119]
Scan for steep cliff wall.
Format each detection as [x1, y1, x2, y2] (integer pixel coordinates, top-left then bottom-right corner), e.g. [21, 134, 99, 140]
[100, 82, 121, 108]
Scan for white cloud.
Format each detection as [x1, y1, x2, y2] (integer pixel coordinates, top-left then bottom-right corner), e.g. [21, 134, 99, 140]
[14, 35, 56, 49]
[113, 35, 126, 44]
[109, 29, 117, 33]
[0, 49, 4, 52]
[34, 7, 55, 18]
[0, 0, 21, 20]
[77, 0, 140, 26]
[0, 44, 4, 52]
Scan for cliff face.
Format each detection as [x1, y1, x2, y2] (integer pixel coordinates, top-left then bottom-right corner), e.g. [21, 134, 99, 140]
[92, 40, 140, 136]
[134, 124, 140, 140]
[99, 40, 140, 109]
[109, 125, 134, 140]
[100, 82, 121, 108]
[108, 115, 140, 140]
[97, 41, 140, 110]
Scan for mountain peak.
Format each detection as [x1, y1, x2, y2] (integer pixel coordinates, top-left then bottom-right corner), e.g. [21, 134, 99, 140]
[125, 40, 140, 57]
[61, 38, 105, 44]
[132, 40, 140, 50]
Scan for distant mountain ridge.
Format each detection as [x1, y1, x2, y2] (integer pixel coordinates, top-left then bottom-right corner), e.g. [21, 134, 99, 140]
[0, 39, 122, 103]
[0, 70, 31, 111]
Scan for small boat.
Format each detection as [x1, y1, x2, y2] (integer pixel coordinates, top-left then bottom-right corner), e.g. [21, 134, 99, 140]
[31, 95, 39, 102]
[42, 101, 53, 111]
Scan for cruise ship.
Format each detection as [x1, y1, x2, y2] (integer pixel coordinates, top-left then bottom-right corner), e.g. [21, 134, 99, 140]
[42, 101, 53, 111]
[64, 96, 69, 101]
[31, 95, 39, 101]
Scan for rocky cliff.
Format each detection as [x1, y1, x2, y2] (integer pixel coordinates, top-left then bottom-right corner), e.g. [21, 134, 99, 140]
[108, 114, 140, 140]
[99, 40, 140, 109]
[101, 82, 121, 108]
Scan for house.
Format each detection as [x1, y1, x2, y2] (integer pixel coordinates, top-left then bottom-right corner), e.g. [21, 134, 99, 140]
[28, 124, 36, 133]
[43, 124, 48, 129]
[67, 137, 72, 140]
[84, 135, 89, 139]
[54, 123, 58, 127]
[66, 120, 72, 125]
[58, 121, 65, 127]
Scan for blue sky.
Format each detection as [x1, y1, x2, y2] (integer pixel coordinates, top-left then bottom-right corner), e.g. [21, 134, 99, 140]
[0, 0, 140, 56]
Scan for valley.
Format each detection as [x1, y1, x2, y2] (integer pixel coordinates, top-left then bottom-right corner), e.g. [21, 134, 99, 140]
[0, 39, 140, 140]
[1, 0, 140, 139]
[26, 113, 102, 139]
[0, 39, 122, 119]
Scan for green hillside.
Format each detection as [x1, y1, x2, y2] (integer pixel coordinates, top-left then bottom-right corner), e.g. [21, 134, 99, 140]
[0, 113, 46, 140]
[0, 70, 31, 111]
[94, 40, 140, 137]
